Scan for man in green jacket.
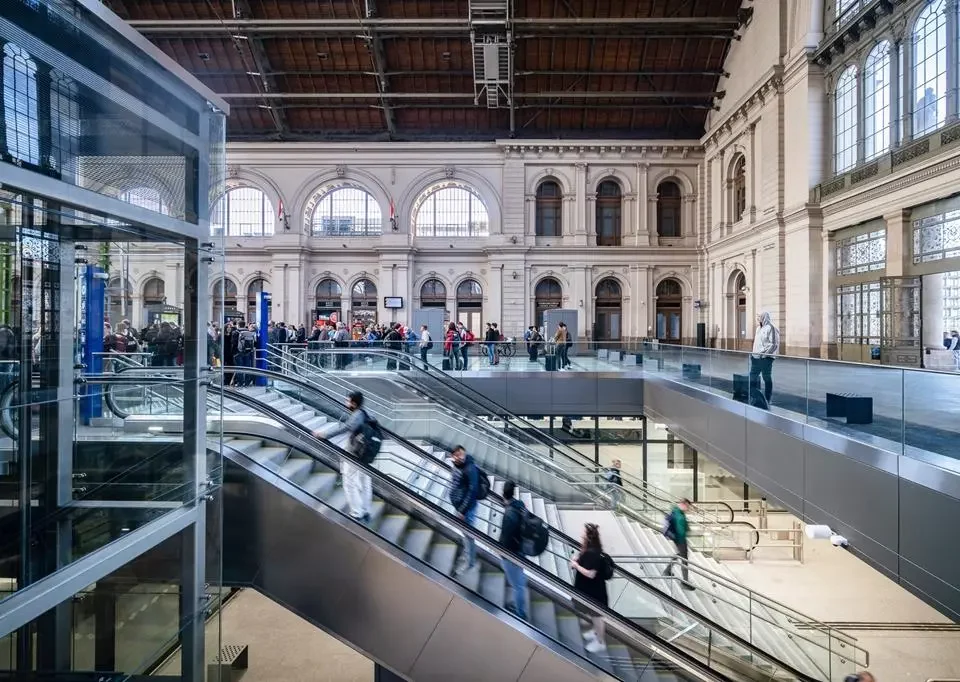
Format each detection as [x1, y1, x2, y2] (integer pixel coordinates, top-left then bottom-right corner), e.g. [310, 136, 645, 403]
[664, 498, 695, 591]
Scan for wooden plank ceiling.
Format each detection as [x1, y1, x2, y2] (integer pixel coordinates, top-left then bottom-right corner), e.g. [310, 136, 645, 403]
[106, 0, 748, 141]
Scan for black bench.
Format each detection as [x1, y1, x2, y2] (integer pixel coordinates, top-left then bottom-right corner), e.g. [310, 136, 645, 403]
[208, 644, 249, 682]
[732, 373, 749, 403]
[825, 393, 873, 425]
[682, 363, 701, 381]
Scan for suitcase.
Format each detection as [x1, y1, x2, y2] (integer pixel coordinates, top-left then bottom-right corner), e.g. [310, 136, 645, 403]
[442, 357, 452, 371]
[544, 354, 558, 372]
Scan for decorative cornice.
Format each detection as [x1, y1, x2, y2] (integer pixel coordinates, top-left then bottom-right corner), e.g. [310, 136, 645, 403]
[703, 67, 784, 149]
[501, 142, 702, 159]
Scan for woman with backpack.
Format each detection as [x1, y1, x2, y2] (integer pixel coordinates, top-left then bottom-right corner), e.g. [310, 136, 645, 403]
[570, 522, 614, 653]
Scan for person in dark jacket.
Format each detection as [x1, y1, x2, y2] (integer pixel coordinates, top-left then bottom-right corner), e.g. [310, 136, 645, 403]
[449, 445, 480, 576]
[570, 523, 610, 653]
[664, 498, 695, 590]
[498, 481, 528, 620]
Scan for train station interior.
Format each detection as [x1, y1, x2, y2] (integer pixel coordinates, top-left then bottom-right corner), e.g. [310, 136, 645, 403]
[1, 1, 960, 681]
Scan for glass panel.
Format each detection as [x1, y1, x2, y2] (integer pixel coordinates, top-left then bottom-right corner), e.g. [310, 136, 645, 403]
[211, 186, 276, 237]
[864, 41, 891, 160]
[835, 228, 886, 276]
[309, 185, 382, 237]
[414, 183, 489, 237]
[834, 66, 858, 173]
[913, 0, 947, 138]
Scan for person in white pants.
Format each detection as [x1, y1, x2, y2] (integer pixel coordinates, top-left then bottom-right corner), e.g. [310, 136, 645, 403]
[316, 391, 372, 522]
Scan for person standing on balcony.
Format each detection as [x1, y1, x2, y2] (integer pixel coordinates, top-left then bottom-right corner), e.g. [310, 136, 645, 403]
[749, 311, 780, 408]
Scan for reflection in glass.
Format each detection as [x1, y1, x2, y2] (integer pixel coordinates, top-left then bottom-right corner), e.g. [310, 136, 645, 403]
[3, 43, 40, 166]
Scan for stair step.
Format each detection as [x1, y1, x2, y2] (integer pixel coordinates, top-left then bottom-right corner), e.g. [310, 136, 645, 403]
[529, 598, 559, 640]
[479, 569, 505, 608]
[302, 472, 337, 500]
[427, 541, 459, 576]
[402, 525, 434, 561]
[378, 514, 410, 545]
[280, 457, 313, 485]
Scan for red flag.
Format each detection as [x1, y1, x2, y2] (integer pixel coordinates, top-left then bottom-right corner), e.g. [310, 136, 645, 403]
[389, 199, 395, 220]
[277, 199, 284, 219]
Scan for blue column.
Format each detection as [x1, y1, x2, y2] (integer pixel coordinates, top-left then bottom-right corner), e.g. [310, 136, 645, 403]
[255, 291, 271, 385]
[80, 266, 105, 423]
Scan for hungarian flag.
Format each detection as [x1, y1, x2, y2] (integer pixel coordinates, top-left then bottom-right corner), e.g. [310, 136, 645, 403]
[277, 199, 285, 220]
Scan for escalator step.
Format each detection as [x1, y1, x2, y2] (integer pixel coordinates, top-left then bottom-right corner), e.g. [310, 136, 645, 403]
[403, 526, 434, 561]
[427, 541, 458, 576]
[479, 570, 505, 608]
[608, 643, 640, 682]
[378, 514, 410, 545]
[530, 599, 559, 640]
[302, 472, 337, 499]
[249, 446, 289, 470]
[280, 457, 313, 485]
[555, 612, 586, 655]
[325, 488, 347, 511]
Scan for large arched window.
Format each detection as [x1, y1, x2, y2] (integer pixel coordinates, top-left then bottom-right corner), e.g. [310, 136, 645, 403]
[535, 180, 562, 237]
[913, 0, 946, 138]
[211, 186, 275, 237]
[351, 279, 377, 327]
[834, 66, 858, 173]
[120, 187, 170, 216]
[863, 41, 891, 160]
[309, 185, 382, 237]
[413, 182, 489, 237]
[534, 278, 562, 329]
[315, 279, 343, 320]
[49, 70, 79, 180]
[246, 278, 269, 323]
[3, 43, 39, 166]
[596, 180, 622, 246]
[420, 278, 447, 308]
[656, 181, 682, 238]
[732, 155, 747, 222]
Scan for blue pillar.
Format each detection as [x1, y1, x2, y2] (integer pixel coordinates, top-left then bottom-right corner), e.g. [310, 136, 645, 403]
[80, 266, 105, 423]
[255, 291, 271, 386]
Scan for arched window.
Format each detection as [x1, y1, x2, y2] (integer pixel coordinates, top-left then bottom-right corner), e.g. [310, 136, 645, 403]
[834, 66, 858, 173]
[534, 278, 562, 329]
[594, 278, 622, 342]
[413, 182, 489, 237]
[733, 271, 748, 348]
[315, 278, 343, 320]
[420, 278, 447, 308]
[864, 42, 891, 160]
[119, 187, 170, 216]
[309, 185, 382, 237]
[535, 180, 562, 237]
[732, 155, 747, 222]
[49, 70, 79, 180]
[837, 0, 858, 25]
[246, 278, 269, 323]
[3, 44, 39, 166]
[656, 278, 683, 344]
[212, 278, 239, 324]
[106, 278, 132, 325]
[142, 277, 165, 324]
[913, 0, 946, 138]
[656, 181, 682, 238]
[596, 180, 622, 246]
[211, 186, 275, 237]
[455, 279, 483, 331]
[351, 279, 377, 327]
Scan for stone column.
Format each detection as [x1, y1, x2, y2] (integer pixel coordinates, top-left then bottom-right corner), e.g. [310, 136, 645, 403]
[747, 123, 758, 223]
[525, 193, 536, 238]
[636, 162, 650, 246]
[884, 208, 912, 277]
[574, 162, 588, 245]
[645, 266, 655, 338]
[683, 196, 697, 246]
[921, 274, 945, 346]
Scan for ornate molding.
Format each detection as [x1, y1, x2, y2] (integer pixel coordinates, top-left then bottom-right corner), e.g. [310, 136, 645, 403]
[500, 142, 700, 159]
[444, 166, 456, 179]
[335, 164, 346, 178]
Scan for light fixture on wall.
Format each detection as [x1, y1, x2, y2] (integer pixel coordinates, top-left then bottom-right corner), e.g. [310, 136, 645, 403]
[512, 272, 519, 280]
[510, 236, 518, 244]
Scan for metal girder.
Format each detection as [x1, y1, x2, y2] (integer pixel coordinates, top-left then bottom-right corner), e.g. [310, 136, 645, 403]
[218, 91, 723, 100]
[231, 0, 288, 137]
[195, 69, 475, 78]
[228, 101, 704, 110]
[517, 69, 728, 77]
[359, 0, 396, 136]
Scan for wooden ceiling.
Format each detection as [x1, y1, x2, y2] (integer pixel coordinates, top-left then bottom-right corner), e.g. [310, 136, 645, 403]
[107, 0, 749, 141]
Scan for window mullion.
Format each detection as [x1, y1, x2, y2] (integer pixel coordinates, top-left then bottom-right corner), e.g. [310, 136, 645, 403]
[948, 0, 959, 124]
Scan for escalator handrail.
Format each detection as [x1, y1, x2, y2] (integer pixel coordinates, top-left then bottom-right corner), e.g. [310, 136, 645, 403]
[217, 385, 823, 681]
[270, 343, 736, 527]
[91, 368, 850, 657]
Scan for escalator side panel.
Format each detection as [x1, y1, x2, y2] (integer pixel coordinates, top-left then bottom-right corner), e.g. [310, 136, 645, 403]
[221, 457, 604, 682]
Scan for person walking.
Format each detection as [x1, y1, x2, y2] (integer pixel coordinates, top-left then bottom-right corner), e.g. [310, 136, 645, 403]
[498, 480, 528, 620]
[946, 330, 960, 371]
[570, 523, 614, 653]
[314, 391, 373, 522]
[485, 322, 499, 365]
[449, 445, 481, 576]
[603, 458, 624, 509]
[664, 498, 695, 591]
[419, 324, 432, 365]
[749, 311, 780, 408]
[554, 322, 570, 370]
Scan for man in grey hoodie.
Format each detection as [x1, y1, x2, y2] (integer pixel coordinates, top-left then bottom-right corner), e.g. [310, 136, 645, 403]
[749, 312, 780, 407]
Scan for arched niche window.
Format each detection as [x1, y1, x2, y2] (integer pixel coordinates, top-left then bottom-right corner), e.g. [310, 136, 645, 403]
[49, 70, 79, 180]
[731, 155, 747, 223]
[913, 0, 946, 138]
[834, 66, 858, 173]
[246, 278, 269, 323]
[351, 279, 377, 327]
[864, 42, 891, 161]
[420, 278, 447, 308]
[455, 279, 483, 331]
[211, 186, 275, 237]
[656, 181, 682, 238]
[106, 277, 132, 325]
[119, 187, 170, 216]
[535, 180, 562, 237]
[315, 278, 343, 319]
[212, 278, 239, 324]
[3, 43, 39, 166]
[595, 180, 622, 246]
[534, 278, 562, 329]
[309, 185, 382, 237]
[655, 278, 683, 343]
[413, 182, 489, 238]
[733, 272, 748, 346]
[594, 278, 622, 342]
[142, 277, 165, 324]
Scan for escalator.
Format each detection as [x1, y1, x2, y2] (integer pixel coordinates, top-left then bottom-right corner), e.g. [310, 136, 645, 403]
[96, 372, 827, 681]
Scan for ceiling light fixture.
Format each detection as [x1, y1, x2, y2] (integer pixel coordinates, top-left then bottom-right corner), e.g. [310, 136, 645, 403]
[198, 52, 210, 61]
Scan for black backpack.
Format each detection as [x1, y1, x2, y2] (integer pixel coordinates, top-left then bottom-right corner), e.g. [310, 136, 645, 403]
[662, 511, 677, 542]
[475, 464, 491, 500]
[239, 332, 256, 354]
[353, 410, 383, 465]
[599, 552, 616, 580]
[518, 509, 549, 556]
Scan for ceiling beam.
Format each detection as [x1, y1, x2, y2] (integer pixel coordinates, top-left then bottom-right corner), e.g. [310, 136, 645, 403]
[517, 69, 728, 77]
[229, 102, 706, 110]
[193, 69, 474, 78]
[230, 0, 288, 138]
[218, 91, 723, 100]
[357, 0, 396, 136]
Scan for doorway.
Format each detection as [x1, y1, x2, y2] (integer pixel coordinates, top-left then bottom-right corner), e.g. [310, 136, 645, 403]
[656, 278, 682, 344]
[456, 279, 483, 334]
[594, 278, 622, 344]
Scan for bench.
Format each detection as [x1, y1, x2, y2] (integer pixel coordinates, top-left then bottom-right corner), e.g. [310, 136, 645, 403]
[208, 644, 248, 682]
[732, 373, 749, 403]
[682, 363, 701, 381]
[825, 393, 873, 425]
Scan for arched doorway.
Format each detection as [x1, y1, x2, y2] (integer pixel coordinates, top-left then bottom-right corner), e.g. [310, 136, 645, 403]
[456, 279, 483, 333]
[594, 278, 622, 344]
[246, 278, 269, 324]
[733, 271, 748, 350]
[419, 278, 447, 309]
[212, 278, 238, 325]
[315, 278, 342, 324]
[107, 277, 132, 326]
[141, 277, 165, 325]
[596, 180, 622, 246]
[656, 278, 683, 344]
[351, 279, 377, 329]
[534, 277, 562, 329]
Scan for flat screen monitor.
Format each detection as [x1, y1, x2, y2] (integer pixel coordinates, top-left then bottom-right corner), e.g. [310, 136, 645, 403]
[383, 296, 404, 309]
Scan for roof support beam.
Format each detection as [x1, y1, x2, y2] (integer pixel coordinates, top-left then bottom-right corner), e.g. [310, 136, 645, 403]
[218, 91, 723, 100]
[227, 102, 712, 110]
[358, 0, 396, 136]
[230, 0, 289, 138]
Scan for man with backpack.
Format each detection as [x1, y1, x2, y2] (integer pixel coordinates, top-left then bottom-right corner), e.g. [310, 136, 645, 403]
[236, 323, 258, 386]
[664, 498, 695, 590]
[449, 445, 487, 576]
[315, 391, 379, 522]
[498, 481, 530, 620]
